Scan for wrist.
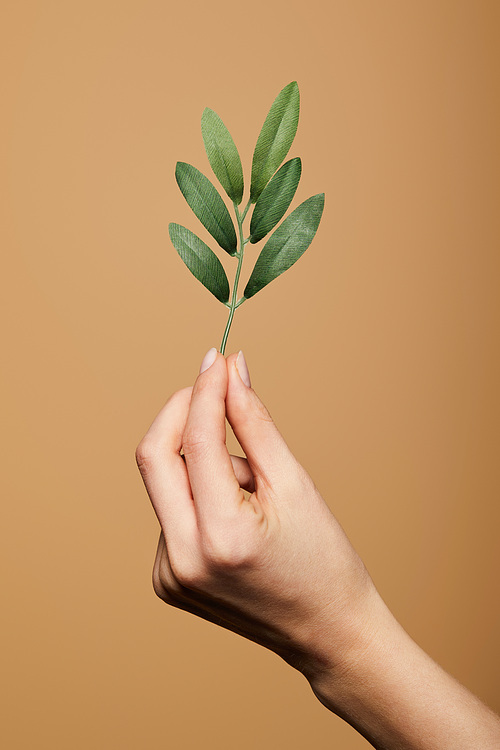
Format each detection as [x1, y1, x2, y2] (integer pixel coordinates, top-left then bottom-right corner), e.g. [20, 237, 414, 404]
[306, 586, 397, 712]
[307, 595, 500, 750]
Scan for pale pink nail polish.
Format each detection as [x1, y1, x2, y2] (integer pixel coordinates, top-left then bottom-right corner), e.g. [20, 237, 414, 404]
[199, 347, 217, 374]
[236, 350, 251, 387]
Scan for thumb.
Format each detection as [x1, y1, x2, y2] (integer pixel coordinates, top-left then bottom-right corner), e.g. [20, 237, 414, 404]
[225, 351, 297, 486]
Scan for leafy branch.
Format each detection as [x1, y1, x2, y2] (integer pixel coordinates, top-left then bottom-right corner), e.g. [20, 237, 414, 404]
[168, 81, 325, 354]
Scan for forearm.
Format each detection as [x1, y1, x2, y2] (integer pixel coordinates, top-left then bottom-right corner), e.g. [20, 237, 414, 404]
[309, 597, 500, 750]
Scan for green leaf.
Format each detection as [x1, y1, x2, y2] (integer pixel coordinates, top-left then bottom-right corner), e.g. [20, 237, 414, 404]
[175, 162, 237, 256]
[201, 108, 244, 205]
[250, 81, 300, 203]
[243, 194, 324, 299]
[249, 157, 302, 243]
[169, 223, 230, 304]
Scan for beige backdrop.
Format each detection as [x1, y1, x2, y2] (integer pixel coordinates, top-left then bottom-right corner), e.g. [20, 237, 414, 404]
[1, 1, 499, 748]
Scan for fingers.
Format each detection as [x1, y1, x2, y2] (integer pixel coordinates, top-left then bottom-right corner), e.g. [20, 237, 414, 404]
[225, 352, 297, 486]
[137, 348, 283, 548]
[182, 349, 242, 525]
[135, 386, 197, 543]
[152, 532, 271, 645]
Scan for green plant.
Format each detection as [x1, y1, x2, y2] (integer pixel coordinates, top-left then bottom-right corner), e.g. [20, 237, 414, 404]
[169, 81, 325, 354]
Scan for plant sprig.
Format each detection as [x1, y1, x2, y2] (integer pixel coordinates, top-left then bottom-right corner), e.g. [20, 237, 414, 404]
[168, 81, 325, 354]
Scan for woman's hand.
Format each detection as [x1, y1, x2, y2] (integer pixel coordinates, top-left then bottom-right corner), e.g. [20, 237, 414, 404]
[136, 348, 500, 749]
[135, 348, 379, 682]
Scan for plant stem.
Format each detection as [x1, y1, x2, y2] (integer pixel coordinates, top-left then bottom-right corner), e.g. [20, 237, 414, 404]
[220, 198, 251, 354]
[241, 200, 252, 222]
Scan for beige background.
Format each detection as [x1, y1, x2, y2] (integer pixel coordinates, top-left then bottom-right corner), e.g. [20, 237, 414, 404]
[1, 1, 499, 748]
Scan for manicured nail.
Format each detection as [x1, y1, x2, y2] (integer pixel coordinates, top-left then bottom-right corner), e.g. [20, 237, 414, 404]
[199, 347, 217, 374]
[236, 350, 251, 387]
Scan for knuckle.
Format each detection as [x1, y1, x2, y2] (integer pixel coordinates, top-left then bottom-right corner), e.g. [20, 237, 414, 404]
[135, 436, 159, 477]
[153, 551, 202, 600]
[169, 551, 206, 590]
[202, 527, 259, 572]
[182, 428, 210, 461]
[231, 387, 274, 427]
[251, 394, 274, 425]
[193, 375, 213, 397]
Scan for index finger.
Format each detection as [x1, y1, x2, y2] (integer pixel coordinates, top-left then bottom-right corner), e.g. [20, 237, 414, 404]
[182, 348, 242, 526]
[136, 386, 197, 543]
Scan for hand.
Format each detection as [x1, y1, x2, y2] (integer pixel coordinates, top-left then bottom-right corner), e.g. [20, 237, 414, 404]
[136, 349, 500, 749]
[135, 348, 379, 682]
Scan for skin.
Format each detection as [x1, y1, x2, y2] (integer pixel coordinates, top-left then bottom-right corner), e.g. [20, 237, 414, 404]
[136, 349, 500, 749]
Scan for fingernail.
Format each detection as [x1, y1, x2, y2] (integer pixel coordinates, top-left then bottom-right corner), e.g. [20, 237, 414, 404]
[236, 350, 251, 387]
[199, 347, 217, 374]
